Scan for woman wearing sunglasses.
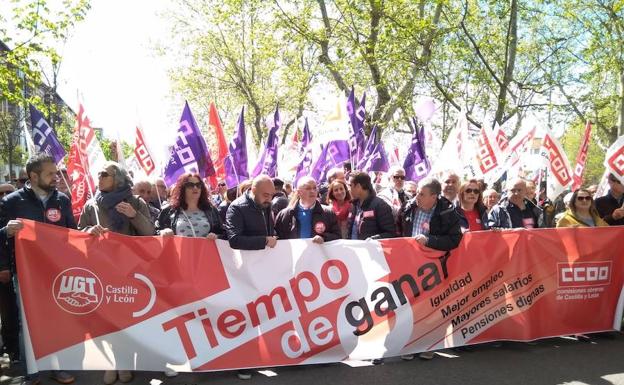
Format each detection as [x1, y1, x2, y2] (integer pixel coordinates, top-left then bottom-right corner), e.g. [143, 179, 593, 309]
[156, 173, 225, 240]
[556, 188, 608, 228]
[455, 179, 490, 232]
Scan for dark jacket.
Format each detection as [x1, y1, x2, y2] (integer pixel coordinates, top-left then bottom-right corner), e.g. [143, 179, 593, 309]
[271, 192, 289, 216]
[595, 192, 624, 226]
[0, 185, 76, 272]
[455, 204, 490, 231]
[487, 197, 543, 229]
[225, 192, 275, 250]
[346, 192, 396, 240]
[156, 205, 226, 239]
[401, 196, 462, 251]
[274, 201, 342, 241]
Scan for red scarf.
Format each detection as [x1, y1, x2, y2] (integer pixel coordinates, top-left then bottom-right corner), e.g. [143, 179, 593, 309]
[332, 200, 352, 222]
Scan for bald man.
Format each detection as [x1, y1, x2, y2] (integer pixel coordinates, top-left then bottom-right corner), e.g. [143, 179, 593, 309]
[225, 174, 277, 250]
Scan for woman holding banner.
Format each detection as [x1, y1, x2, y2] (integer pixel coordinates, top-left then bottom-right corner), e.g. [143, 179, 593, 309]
[556, 188, 608, 228]
[156, 173, 225, 239]
[78, 161, 155, 384]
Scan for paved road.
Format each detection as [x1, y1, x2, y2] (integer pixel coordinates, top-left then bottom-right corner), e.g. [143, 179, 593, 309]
[3, 333, 623, 385]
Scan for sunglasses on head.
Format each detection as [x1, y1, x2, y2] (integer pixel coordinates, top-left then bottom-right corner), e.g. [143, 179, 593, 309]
[576, 196, 592, 201]
[464, 188, 479, 194]
[184, 181, 203, 189]
[393, 175, 406, 180]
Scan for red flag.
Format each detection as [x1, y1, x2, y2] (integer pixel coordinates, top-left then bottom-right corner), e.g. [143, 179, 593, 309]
[571, 121, 592, 190]
[206, 102, 229, 189]
[134, 126, 155, 176]
[66, 116, 91, 221]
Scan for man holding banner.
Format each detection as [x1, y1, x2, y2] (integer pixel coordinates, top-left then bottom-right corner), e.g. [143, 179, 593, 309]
[0, 154, 75, 385]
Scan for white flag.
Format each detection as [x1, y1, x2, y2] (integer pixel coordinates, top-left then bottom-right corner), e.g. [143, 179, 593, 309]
[541, 128, 573, 201]
[604, 135, 624, 185]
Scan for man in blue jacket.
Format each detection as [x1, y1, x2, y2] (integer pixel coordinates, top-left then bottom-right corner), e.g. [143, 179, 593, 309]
[0, 154, 75, 385]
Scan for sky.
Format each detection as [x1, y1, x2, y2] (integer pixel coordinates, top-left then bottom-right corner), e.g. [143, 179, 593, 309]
[57, 0, 180, 162]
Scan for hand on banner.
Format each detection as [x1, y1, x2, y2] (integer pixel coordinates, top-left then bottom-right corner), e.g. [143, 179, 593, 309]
[312, 235, 324, 244]
[87, 225, 109, 236]
[0, 270, 10, 284]
[206, 233, 218, 240]
[265, 236, 278, 248]
[612, 208, 624, 220]
[5, 219, 23, 237]
[414, 234, 428, 245]
[115, 202, 137, 219]
[160, 229, 174, 237]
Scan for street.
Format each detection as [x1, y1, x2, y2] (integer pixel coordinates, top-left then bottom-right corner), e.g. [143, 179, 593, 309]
[3, 333, 623, 385]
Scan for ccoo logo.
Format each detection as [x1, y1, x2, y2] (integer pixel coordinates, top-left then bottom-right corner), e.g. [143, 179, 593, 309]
[52, 268, 103, 315]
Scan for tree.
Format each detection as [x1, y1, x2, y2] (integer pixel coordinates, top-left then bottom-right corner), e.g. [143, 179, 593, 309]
[165, 0, 319, 146]
[0, 0, 90, 173]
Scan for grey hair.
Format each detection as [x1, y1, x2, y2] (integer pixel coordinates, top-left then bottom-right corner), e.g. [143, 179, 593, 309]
[418, 177, 442, 195]
[104, 161, 133, 190]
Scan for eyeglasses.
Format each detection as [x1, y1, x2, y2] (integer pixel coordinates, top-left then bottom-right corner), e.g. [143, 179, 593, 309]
[184, 181, 203, 189]
[98, 171, 110, 178]
[510, 188, 523, 193]
[393, 175, 406, 180]
[218, 182, 226, 187]
[464, 188, 480, 194]
[16, 178, 27, 183]
[576, 196, 592, 201]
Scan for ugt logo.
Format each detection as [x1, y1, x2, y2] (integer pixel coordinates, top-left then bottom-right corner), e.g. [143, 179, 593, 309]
[52, 268, 103, 315]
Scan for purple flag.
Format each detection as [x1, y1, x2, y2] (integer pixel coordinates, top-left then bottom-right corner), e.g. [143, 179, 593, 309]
[347, 87, 367, 165]
[224, 107, 249, 188]
[310, 140, 350, 183]
[29, 104, 66, 164]
[294, 118, 313, 186]
[403, 117, 431, 182]
[252, 106, 281, 178]
[364, 142, 390, 172]
[164, 101, 215, 186]
[356, 124, 378, 170]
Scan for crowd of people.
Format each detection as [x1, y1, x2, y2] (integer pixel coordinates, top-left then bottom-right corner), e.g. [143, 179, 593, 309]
[0, 154, 622, 384]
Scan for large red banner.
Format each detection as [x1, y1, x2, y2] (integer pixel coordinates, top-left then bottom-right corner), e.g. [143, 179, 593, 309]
[15, 220, 624, 373]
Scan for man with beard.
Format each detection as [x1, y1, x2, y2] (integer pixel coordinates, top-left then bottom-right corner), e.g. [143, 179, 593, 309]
[226, 174, 277, 251]
[0, 154, 75, 385]
[224, 175, 276, 380]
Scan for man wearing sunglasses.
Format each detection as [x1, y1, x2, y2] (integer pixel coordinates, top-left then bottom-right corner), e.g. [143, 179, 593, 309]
[0, 154, 76, 385]
[487, 178, 543, 229]
[594, 173, 624, 226]
[378, 166, 408, 234]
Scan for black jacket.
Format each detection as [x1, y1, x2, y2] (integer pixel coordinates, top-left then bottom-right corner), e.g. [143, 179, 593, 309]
[156, 205, 225, 239]
[271, 192, 289, 216]
[487, 197, 543, 229]
[455, 204, 490, 231]
[401, 196, 462, 251]
[595, 192, 624, 226]
[225, 192, 275, 250]
[0, 185, 76, 271]
[346, 192, 396, 240]
[274, 201, 342, 241]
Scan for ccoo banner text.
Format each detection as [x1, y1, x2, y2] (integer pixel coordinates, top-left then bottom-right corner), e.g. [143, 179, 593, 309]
[15, 219, 624, 373]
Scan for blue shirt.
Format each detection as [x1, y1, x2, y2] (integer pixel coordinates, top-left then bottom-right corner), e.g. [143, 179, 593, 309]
[411, 204, 436, 237]
[297, 204, 313, 238]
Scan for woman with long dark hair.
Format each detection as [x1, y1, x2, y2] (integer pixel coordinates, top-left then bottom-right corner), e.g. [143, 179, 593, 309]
[156, 173, 224, 239]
